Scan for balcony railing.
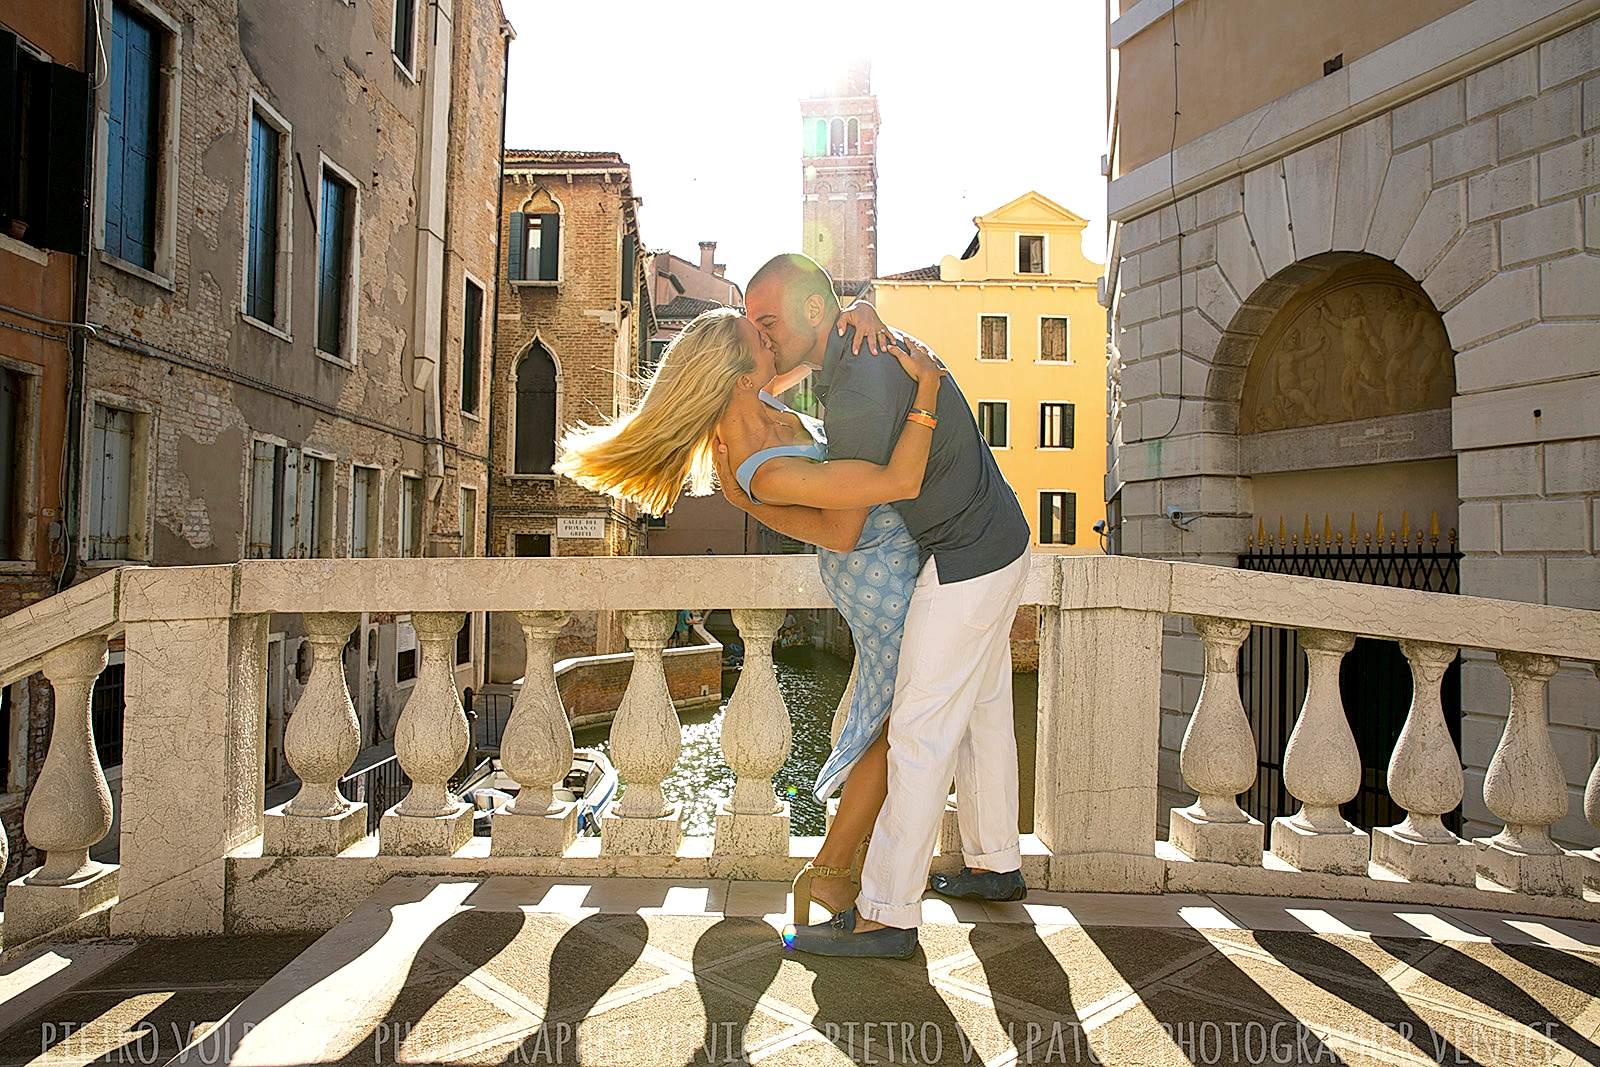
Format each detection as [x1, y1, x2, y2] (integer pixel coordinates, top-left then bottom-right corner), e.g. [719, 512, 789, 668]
[0, 555, 1595, 949]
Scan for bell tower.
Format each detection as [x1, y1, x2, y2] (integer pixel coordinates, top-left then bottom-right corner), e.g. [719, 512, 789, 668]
[800, 62, 879, 283]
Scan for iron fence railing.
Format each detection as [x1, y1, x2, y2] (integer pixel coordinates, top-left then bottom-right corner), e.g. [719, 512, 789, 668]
[1236, 530, 1464, 837]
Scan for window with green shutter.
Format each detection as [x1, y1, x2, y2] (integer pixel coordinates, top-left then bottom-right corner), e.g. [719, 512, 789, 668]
[508, 211, 560, 282]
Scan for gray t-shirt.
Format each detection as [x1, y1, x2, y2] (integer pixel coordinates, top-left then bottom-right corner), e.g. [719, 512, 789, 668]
[816, 325, 1030, 584]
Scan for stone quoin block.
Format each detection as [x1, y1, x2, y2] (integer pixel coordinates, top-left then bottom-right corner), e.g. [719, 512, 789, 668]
[1496, 86, 1580, 159]
[1502, 200, 1583, 266]
[1466, 48, 1537, 119]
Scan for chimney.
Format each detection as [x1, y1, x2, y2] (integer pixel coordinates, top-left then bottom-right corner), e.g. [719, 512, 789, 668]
[698, 240, 717, 273]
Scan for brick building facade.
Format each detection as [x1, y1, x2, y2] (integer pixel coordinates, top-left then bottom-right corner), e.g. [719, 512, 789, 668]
[486, 151, 653, 681]
[0, 0, 93, 889]
[65, 0, 511, 802]
[800, 62, 879, 286]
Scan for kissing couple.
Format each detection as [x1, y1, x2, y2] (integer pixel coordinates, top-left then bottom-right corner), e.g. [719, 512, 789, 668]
[556, 253, 1032, 959]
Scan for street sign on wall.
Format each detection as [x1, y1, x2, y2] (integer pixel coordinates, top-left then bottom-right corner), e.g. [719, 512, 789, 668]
[556, 516, 606, 540]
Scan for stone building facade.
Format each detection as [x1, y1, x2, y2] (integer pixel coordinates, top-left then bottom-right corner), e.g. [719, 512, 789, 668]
[73, 0, 511, 790]
[486, 150, 652, 679]
[1105, 0, 1600, 848]
[0, 0, 92, 889]
[800, 62, 879, 286]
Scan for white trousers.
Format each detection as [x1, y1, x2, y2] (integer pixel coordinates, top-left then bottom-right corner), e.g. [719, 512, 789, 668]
[855, 551, 1029, 928]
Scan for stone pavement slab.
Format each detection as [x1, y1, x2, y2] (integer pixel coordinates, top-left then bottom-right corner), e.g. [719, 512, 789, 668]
[2, 876, 1598, 1066]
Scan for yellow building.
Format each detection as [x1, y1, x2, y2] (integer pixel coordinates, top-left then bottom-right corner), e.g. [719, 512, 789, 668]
[871, 192, 1106, 553]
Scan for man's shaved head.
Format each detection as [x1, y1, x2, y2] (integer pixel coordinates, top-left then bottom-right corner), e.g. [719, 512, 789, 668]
[745, 253, 841, 373]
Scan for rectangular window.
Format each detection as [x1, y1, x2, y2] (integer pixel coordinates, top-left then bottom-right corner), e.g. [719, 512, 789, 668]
[1040, 316, 1070, 362]
[396, 615, 417, 683]
[400, 474, 422, 557]
[1040, 491, 1076, 546]
[0, 370, 20, 559]
[88, 403, 138, 561]
[0, 31, 90, 254]
[351, 465, 379, 558]
[977, 401, 1008, 448]
[316, 164, 356, 359]
[245, 106, 286, 326]
[507, 211, 560, 282]
[1017, 234, 1045, 274]
[105, 3, 162, 269]
[1039, 402, 1075, 449]
[392, 0, 417, 72]
[461, 278, 483, 414]
[247, 442, 333, 559]
[978, 315, 1008, 361]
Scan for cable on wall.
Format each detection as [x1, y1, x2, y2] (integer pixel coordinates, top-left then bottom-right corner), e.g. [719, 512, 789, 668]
[1149, 0, 1186, 442]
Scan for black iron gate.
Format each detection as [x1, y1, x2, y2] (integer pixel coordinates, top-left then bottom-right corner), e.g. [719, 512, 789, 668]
[1237, 520, 1463, 835]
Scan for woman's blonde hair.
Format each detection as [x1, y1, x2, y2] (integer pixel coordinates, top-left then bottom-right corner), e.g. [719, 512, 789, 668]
[553, 307, 753, 516]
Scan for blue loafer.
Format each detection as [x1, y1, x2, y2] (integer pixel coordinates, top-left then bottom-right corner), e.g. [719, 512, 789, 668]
[928, 867, 1027, 902]
[783, 908, 918, 960]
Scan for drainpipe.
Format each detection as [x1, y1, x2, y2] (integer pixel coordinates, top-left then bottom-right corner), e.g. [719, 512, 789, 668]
[412, 0, 454, 545]
[57, 0, 100, 592]
[481, 18, 514, 685]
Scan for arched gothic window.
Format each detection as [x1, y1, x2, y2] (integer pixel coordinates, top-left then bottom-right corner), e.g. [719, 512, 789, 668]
[515, 343, 558, 474]
[829, 118, 845, 155]
[846, 118, 859, 154]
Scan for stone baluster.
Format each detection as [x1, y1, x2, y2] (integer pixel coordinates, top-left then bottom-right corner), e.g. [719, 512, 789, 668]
[264, 612, 366, 856]
[600, 610, 682, 856]
[493, 611, 576, 856]
[715, 609, 792, 855]
[1169, 616, 1262, 866]
[6, 636, 119, 945]
[380, 612, 473, 856]
[1581, 664, 1600, 892]
[1270, 628, 1367, 874]
[1477, 652, 1582, 896]
[1371, 641, 1473, 883]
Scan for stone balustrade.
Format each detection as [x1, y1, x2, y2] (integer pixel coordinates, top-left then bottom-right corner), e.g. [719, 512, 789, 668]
[0, 554, 1595, 947]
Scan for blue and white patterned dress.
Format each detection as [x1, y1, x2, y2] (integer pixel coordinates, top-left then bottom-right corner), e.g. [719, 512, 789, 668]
[735, 392, 920, 803]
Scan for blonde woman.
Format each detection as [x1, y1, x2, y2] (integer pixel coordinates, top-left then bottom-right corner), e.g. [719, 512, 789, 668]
[555, 304, 941, 925]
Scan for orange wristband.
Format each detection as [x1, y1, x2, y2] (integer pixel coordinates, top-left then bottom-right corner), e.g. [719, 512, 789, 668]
[906, 411, 938, 429]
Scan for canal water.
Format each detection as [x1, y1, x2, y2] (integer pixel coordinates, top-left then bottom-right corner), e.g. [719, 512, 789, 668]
[575, 650, 1038, 837]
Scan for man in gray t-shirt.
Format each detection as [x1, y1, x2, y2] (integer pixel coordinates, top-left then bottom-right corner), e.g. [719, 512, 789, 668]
[744, 254, 1032, 958]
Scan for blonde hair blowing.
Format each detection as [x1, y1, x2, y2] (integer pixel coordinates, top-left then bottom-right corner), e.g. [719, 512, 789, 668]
[553, 308, 753, 517]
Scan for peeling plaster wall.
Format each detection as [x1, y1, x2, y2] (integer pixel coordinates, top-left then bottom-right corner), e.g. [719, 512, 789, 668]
[78, 0, 508, 791]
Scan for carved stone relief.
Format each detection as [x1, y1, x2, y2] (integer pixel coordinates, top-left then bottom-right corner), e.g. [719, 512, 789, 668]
[1241, 273, 1453, 434]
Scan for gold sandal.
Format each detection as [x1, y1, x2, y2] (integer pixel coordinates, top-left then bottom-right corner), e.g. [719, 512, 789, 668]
[791, 863, 854, 926]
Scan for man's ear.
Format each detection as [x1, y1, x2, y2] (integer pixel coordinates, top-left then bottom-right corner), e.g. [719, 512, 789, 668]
[804, 293, 825, 327]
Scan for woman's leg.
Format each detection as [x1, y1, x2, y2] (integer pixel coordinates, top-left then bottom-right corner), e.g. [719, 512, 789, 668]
[805, 730, 889, 913]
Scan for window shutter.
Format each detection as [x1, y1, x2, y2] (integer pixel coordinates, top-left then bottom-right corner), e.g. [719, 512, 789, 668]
[996, 404, 1007, 447]
[507, 211, 525, 281]
[537, 212, 560, 281]
[41, 62, 89, 255]
[1065, 403, 1075, 449]
[1064, 493, 1077, 545]
[0, 33, 17, 223]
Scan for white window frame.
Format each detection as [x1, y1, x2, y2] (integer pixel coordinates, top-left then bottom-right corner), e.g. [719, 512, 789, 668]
[0, 357, 43, 567]
[1038, 488, 1077, 546]
[93, 0, 182, 289]
[81, 392, 153, 565]
[1038, 401, 1076, 452]
[976, 313, 1010, 362]
[391, 0, 420, 81]
[460, 270, 487, 421]
[1037, 315, 1072, 364]
[976, 399, 1010, 450]
[313, 154, 362, 368]
[510, 191, 564, 287]
[348, 462, 384, 559]
[299, 449, 337, 559]
[395, 613, 418, 688]
[1016, 232, 1048, 275]
[241, 93, 294, 340]
[399, 471, 423, 558]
